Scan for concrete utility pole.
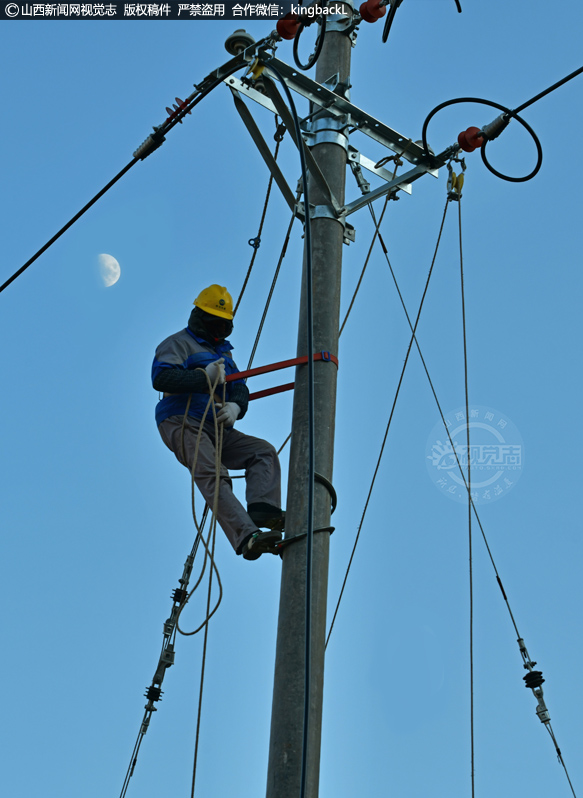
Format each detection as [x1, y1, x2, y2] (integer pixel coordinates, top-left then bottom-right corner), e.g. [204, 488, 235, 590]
[266, 8, 353, 797]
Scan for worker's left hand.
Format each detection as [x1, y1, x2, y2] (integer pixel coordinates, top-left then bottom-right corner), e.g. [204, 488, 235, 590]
[216, 401, 241, 427]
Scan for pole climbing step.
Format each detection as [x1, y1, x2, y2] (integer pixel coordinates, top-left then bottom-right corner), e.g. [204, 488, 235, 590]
[225, 351, 339, 401]
[275, 526, 335, 554]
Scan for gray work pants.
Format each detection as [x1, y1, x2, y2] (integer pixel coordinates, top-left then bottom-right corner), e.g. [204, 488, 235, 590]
[158, 415, 281, 552]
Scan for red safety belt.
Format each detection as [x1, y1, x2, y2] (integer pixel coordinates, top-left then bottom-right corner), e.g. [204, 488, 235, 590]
[225, 351, 339, 401]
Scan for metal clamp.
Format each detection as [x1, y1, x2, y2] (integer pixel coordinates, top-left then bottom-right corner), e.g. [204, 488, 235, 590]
[310, 205, 356, 244]
[305, 116, 351, 150]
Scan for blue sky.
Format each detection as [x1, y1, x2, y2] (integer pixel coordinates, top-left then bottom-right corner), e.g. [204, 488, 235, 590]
[1, 4, 582, 797]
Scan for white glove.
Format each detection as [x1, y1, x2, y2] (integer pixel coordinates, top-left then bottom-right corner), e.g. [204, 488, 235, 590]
[216, 402, 241, 427]
[205, 358, 225, 385]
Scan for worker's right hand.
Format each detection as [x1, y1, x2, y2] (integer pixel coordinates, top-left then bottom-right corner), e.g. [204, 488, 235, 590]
[205, 358, 226, 385]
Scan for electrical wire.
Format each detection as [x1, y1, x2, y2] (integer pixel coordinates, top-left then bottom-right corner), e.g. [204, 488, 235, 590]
[0, 158, 138, 295]
[326, 197, 451, 647]
[263, 60, 315, 798]
[457, 195, 475, 798]
[0, 54, 259, 296]
[118, 376, 223, 798]
[421, 65, 582, 183]
[514, 64, 583, 114]
[382, 0, 461, 45]
[246, 207, 298, 371]
[381, 0, 403, 45]
[233, 117, 283, 317]
[327, 183, 579, 796]
[293, 17, 327, 71]
[339, 194, 391, 336]
[422, 97, 543, 183]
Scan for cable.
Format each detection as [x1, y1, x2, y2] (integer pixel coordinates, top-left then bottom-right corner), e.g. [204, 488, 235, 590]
[118, 375, 224, 798]
[188, 380, 224, 797]
[422, 66, 582, 183]
[0, 158, 138, 295]
[422, 97, 543, 183]
[340, 194, 391, 336]
[514, 64, 583, 114]
[293, 17, 327, 71]
[233, 117, 283, 317]
[118, 508, 209, 798]
[247, 207, 298, 370]
[264, 60, 315, 798]
[1, 53, 261, 296]
[381, 0, 403, 45]
[176, 376, 225, 637]
[382, 0, 460, 45]
[457, 195, 475, 798]
[326, 197, 451, 647]
[335, 183, 579, 796]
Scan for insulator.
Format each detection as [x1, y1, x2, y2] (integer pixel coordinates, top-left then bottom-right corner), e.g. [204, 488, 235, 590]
[277, 14, 301, 40]
[144, 685, 163, 702]
[524, 670, 545, 689]
[360, 0, 386, 23]
[457, 126, 484, 152]
[175, 97, 191, 114]
[172, 587, 188, 604]
[224, 28, 256, 56]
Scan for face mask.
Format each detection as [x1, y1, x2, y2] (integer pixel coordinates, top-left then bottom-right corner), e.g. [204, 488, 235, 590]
[203, 314, 232, 340]
[190, 308, 233, 343]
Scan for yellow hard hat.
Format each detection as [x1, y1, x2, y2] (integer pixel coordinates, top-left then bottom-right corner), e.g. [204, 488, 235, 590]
[193, 285, 234, 320]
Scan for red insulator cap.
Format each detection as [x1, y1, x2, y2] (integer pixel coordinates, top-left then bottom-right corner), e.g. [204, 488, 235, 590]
[277, 13, 301, 39]
[360, 0, 386, 23]
[457, 126, 484, 153]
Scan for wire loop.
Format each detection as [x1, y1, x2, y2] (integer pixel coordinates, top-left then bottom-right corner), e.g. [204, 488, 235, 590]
[421, 96, 543, 183]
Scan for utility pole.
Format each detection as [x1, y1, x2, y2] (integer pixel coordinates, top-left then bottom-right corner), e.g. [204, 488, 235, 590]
[266, 7, 353, 797]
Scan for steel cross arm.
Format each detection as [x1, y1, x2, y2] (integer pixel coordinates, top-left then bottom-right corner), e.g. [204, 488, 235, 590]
[260, 76, 343, 216]
[230, 87, 299, 215]
[343, 162, 439, 216]
[223, 74, 339, 219]
[259, 55, 434, 170]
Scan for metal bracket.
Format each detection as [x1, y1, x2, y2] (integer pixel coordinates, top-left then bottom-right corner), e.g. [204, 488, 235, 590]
[260, 56, 437, 170]
[230, 86, 298, 215]
[347, 145, 413, 192]
[215, 47, 445, 236]
[260, 76, 343, 217]
[343, 163, 435, 216]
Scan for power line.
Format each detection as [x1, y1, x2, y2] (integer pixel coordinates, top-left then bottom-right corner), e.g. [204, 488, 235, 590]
[0, 158, 138, 295]
[457, 192, 475, 798]
[0, 40, 277, 296]
[326, 196, 451, 648]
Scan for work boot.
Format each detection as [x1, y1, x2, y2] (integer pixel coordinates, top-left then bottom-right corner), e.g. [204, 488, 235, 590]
[238, 529, 282, 560]
[247, 502, 285, 532]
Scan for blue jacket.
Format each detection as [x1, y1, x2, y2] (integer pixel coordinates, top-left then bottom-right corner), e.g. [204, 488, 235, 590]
[152, 327, 245, 426]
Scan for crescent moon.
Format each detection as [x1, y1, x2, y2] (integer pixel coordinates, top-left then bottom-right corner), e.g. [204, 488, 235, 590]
[98, 253, 121, 287]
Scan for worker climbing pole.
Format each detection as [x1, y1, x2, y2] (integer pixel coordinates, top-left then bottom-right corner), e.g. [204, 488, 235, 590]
[152, 284, 286, 561]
